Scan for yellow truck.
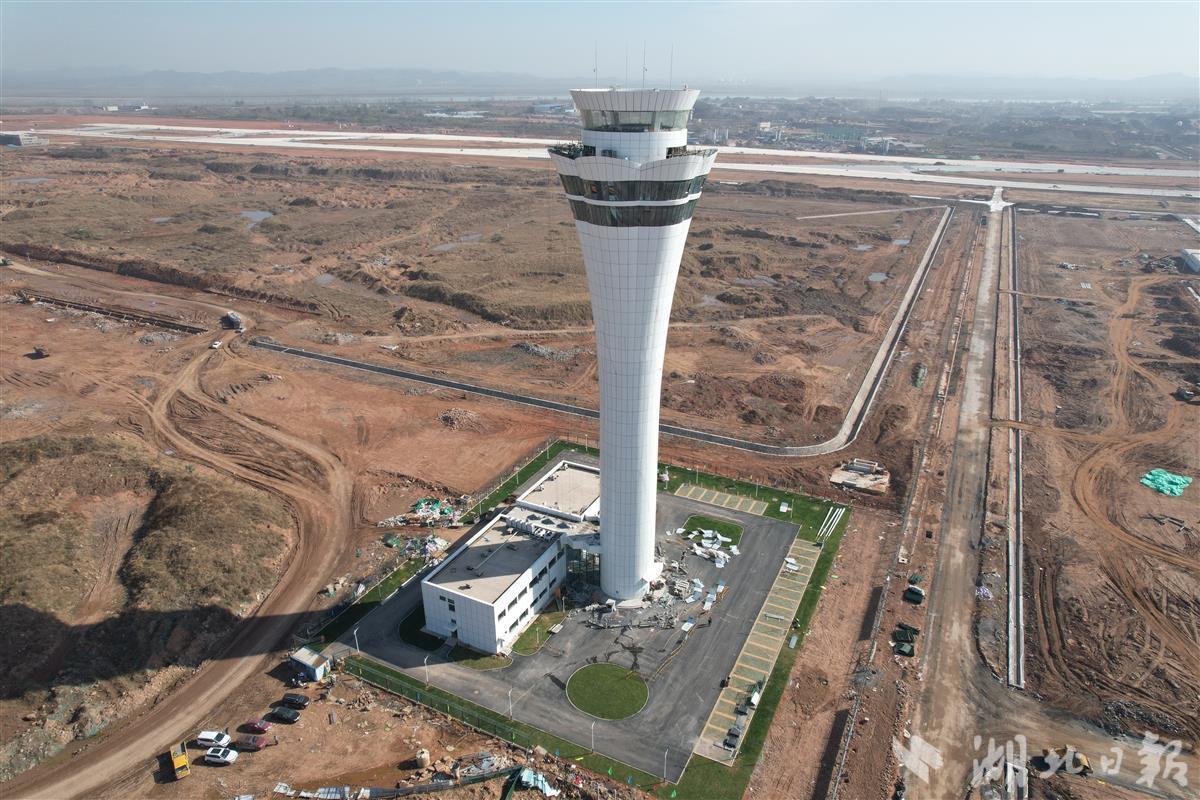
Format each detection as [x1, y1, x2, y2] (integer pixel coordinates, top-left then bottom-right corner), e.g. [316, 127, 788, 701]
[1042, 746, 1092, 776]
[169, 742, 191, 781]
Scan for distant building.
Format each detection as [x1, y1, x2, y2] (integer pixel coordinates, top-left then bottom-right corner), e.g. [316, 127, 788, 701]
[0, 132, 49, 147]
[1182, 249, 1200, 274]
[757, 121, 772, 132]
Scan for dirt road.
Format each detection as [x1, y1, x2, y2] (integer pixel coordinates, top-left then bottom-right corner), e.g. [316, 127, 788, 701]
[1, 289, 354, 799]
[906, 204, 1196, 798]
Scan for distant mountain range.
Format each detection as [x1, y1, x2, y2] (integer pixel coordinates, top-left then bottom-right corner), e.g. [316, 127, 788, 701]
[3, 66, 1197, 103]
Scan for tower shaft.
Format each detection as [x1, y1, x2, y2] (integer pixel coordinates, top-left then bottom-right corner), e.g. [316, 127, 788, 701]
[549, 89, 716, 599]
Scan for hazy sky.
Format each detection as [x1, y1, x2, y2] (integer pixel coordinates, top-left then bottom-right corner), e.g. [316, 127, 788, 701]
[3, 1, 1197, 83]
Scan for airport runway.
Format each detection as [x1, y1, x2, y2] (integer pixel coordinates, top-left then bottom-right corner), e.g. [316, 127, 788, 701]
[32, 122, 1200, 198]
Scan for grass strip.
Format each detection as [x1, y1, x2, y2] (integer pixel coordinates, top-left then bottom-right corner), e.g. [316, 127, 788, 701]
[449, 645, 512, 671]
[680, 514, 745, 546]
[511, 609, 567, 656]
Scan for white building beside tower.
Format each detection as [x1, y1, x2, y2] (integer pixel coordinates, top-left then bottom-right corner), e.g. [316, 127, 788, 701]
[549, 88, 717, 600]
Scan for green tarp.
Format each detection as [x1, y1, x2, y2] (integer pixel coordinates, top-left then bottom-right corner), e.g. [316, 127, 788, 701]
[1140, 469, 1193, 497]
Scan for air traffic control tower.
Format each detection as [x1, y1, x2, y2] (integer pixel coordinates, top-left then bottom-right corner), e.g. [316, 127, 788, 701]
[549, 88, 716, 600]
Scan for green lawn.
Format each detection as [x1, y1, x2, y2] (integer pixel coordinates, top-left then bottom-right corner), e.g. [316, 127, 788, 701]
[511, 609, 567, 656]
[397, 607, 443, 651]
[566, 663, 648, 720]
[680, 514, 744, 546]
[449, 645, 512, 671]
[661, 466, 836, 533]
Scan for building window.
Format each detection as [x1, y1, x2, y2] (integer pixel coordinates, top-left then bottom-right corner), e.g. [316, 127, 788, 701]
[568, 199, 699, 228]
[580, 109, 690, 132]
[447, 600, 456, 612]
[559, 176, 706, 202]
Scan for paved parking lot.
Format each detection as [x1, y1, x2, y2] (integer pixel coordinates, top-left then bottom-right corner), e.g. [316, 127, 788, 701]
[674, 483, 769, 515]
[695, 538, 822, 762]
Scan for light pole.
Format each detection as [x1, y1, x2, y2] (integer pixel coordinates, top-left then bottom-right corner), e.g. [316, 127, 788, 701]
[508, 687, 514, 718]
[423, 654, 430, 685]
[352, 627, 360, 655]
[590, 720, 596, 752]
[663, 747, 669, 781]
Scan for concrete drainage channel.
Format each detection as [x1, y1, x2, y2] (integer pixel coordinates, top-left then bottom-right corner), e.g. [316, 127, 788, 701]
[249, 207, 953, 459]
[1007, 210, 1026, 690]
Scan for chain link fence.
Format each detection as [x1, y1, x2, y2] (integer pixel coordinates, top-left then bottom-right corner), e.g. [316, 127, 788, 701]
[346, 658, 533, 750]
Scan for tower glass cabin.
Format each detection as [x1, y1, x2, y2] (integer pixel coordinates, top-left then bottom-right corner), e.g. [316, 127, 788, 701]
[548, 89, 716, 600]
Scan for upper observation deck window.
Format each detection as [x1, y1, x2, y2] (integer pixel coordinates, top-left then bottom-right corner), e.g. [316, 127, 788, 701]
[559, 175, 707, 201]
[580, 109, 691, 132]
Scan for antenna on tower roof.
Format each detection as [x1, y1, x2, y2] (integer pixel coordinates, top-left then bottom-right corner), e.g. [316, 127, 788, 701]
[625, 44, 629, 87]
[642, 41, 647, 89]
[593, 41, 598, 86]
[669, 44, 674, 88]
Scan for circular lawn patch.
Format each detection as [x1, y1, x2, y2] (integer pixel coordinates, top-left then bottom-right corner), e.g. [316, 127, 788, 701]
[565, 663, 648, 720]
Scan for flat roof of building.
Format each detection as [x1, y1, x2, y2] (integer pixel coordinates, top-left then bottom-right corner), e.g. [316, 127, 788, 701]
[424, 515, 557, 604]
[516, 460, 600, 520]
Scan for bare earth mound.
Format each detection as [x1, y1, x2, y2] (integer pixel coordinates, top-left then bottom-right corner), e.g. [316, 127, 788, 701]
[0, 435, 289, 781]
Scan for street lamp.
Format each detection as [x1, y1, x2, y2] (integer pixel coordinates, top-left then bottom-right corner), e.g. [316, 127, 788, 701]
[352, 627, 360, 655]
[590, 720, 596, 752]
[664, 747, 669, 781]
[424, 654, 430, 684]
[508, 687, 514, 718]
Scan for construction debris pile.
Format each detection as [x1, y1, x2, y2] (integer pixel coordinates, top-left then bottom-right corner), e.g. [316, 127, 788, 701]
[376, 498, 465, 529]
[513, 342, 590, 362]
[829, 458, 891, 495]
[436, 407, 483, 431]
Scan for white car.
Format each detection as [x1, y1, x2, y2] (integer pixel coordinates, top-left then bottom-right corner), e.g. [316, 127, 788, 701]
[204, 747, 239, 766]
[195, 730, 231, 749]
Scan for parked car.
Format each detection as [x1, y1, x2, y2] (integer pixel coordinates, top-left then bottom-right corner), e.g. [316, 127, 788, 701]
[235, 734, 268, 752]
[271, 706, 301, 724]
[195, 731, 232, 749]
[204, 747, 239, 766]
[280, 693, 311, 709]
[244, 717, 272, 734]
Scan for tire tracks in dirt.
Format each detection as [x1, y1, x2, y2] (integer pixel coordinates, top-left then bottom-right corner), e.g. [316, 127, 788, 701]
[3, 332, 353, 799]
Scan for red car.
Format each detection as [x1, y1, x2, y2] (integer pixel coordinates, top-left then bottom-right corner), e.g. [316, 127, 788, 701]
[244, 718, 272, 734]
[235, 734, 268, 751]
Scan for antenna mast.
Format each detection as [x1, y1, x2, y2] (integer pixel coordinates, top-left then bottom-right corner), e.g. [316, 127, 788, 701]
[642, 42, 647, 89]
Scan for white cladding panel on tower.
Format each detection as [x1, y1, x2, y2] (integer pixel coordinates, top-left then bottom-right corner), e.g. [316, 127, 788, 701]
[550, 88, 714, 600]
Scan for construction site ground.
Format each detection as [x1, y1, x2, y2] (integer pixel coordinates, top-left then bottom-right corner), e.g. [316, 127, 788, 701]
[0, 141, 952, 448]
[2, 114, 1198, 800]
[1011, 211, 1200, 745]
